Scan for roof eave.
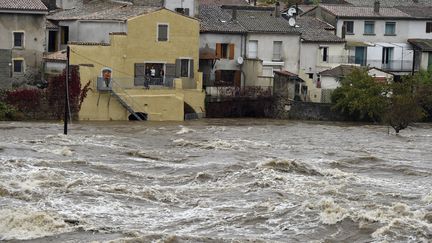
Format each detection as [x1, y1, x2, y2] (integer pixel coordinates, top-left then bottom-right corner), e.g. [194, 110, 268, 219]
[0, 9, 47, 14]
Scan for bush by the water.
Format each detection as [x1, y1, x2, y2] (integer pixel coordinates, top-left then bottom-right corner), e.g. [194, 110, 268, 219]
[0, 102, 17, 120]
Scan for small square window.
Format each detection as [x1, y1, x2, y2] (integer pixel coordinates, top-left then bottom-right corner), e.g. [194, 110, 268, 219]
[13, 32, 24, 48]
[385, 22, 396, 35]
[13, 60, 23, 73]
[364, 21, 375, 35]
[158, 24, 168, 42]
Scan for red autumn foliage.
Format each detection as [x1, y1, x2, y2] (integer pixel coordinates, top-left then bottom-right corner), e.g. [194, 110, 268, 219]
[6, 89, 42, 113]
[46, 65, 90, 119]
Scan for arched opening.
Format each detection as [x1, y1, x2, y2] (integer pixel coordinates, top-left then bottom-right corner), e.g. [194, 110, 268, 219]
[128, 112, 148, 121]
[184, 102, 198, 120]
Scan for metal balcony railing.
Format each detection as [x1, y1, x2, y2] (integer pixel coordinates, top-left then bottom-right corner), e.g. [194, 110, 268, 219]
[206, 86, 272, 98]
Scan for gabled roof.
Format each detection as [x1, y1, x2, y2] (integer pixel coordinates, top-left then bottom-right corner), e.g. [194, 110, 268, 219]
[319, 65, 358, 77]
[199, 5, 247, 33]
[296, 16, 344, 43]
[199, 5, 299, 34]
[48, 0, 160, 21]
[319, 4, 411, 19]
[408, 39, 432, 51]
[396, 6, 432, 19]
[225, 6, 299, 34]
[0, 0, 48, 13]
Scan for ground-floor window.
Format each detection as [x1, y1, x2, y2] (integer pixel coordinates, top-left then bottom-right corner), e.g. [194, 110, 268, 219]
[215, 70, 241, 86]
[13, 59, 24, 74]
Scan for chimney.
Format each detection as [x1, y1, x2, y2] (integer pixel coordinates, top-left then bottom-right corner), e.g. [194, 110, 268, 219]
[275, 2, 280, 18]
[374, 0, 380, 13]
[48, 0, 56, 10]
[231, 7, 237, 21]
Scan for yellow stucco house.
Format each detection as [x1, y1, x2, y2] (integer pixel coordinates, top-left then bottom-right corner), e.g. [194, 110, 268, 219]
[69, 8, 205, 121]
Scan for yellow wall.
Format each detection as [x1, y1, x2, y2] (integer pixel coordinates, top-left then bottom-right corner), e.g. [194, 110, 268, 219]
[69, 9, 204, 121]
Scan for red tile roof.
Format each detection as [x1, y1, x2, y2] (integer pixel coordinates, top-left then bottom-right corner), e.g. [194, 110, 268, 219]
[0, 0, 48, 12]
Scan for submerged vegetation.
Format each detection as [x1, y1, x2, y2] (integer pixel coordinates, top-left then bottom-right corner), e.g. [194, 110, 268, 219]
[331, 67, 432, 133]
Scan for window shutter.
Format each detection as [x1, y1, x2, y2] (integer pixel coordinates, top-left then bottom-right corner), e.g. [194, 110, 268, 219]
[175, 59, 181, 78]
[134, 63, 145, 77]
[184, 8, 190, 16]
[216, 43, 222, 58]
[165, 64, 176, 87]
[215, 70, 221, 81]
[189, 60, 194, 78]
[229, 44, 235, 60]
[234, 70, 241, 87]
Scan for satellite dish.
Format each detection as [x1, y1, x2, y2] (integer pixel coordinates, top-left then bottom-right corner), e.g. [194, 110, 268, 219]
[288, 17, 296, 27]
[288, 7, 297, 16]
[237, 56, 244, 65]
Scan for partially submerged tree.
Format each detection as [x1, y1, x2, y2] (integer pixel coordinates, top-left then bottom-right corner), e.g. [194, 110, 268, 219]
[331, 67, 429, 134]
[331, 68, 388, 122]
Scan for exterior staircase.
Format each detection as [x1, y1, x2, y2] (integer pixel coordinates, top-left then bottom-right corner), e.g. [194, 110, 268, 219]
[110, 90, 143, 121]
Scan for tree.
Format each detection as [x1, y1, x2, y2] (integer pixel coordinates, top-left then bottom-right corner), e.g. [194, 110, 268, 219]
[331, 68, 388, 122]
[383, 80, 425, 134]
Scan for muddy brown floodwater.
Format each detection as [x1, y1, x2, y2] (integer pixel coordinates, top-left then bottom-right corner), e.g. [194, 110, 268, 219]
[0, 119, 431, 242]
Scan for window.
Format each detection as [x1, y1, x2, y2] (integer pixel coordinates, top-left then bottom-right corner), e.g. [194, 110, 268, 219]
[48, 31, 58, 52]
[13, 59, 24, 73]
[13, 32, 24, 48]
[61, 26, 69, 44]
[385, 22, 396, 35]
[248, 40, 258, 58]
[216, 43, 234, 59]
[272, 41, 282, 61]
[427, 22, 432, 33]
[175, 8, 189, 16]
[181, 59, 190, 77]
[308, 73, 314, 79]
[364, 21, 375, 35]
[382, 47, 393, 69]
[343, 21, 354, 34]
[321, 47, 328, 62]
[157, 24, 168, 42]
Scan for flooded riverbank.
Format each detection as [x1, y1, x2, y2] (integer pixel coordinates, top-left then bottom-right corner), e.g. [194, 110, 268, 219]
[0, 120, 431, 242]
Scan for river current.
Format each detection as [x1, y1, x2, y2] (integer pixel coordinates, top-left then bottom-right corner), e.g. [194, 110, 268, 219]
[0, 120, 431, 242]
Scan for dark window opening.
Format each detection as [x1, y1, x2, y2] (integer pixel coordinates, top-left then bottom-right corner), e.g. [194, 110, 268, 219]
[427, 22, 432, 33]
[13, 60, 23, 73]
[343, 21, 354, 34]
[48, 31, 58, 52]
[175, 8, 190, 15]
[13, 32, 24, 48]
[221, 44, 229, 59]
[61, 26, 69, 44]
[322, 47, 328, 62]
[215, 70, 236, 86]
[308, 73, 314, 79]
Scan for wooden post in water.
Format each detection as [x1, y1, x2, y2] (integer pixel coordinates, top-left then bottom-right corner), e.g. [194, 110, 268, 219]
[64, 46, 70, 135]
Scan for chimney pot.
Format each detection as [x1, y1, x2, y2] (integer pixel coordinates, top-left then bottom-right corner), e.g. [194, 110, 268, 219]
[231, 7, 237, 21]
[275, 2, 280, 18]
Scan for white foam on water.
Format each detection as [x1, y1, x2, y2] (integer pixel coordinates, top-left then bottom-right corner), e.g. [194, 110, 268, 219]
[176, 126, 195, 135]
[36, 146, 73, 156]
[0, 208, 71, 240]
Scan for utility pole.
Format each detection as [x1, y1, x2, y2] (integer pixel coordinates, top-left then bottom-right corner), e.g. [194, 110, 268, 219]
[64, 46, 70, 135]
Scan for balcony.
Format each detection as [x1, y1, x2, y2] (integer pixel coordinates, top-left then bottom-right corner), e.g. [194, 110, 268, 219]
[345, 57, 413, 72]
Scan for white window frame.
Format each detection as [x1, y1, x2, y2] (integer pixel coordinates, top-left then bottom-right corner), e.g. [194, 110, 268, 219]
[248, 40, 258, 59]
[157, 23, 169, 42]
[12, 31, 25, 49]
[272, 41, 283, 61]
[12, 58, 25, 75]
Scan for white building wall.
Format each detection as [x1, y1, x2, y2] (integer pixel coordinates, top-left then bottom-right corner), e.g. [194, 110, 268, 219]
[200, 33, 243, 71]
[164, 0, 196, 17]
[246, 33, 300, 74]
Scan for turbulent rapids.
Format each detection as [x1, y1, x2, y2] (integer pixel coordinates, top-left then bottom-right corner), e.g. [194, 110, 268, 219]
[0, 120, 431, 242]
